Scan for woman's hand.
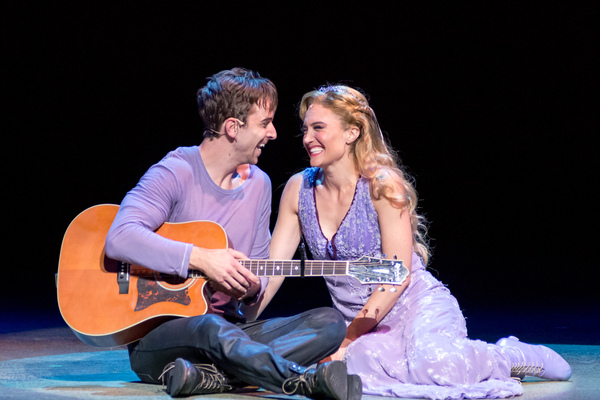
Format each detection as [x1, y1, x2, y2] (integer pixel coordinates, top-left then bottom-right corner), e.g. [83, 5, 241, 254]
[326, 346, 347, 362]
[318, 338, 352, 365]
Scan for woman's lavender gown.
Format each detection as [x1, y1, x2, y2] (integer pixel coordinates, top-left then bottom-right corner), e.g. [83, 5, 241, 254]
[298, 168, 523, 399]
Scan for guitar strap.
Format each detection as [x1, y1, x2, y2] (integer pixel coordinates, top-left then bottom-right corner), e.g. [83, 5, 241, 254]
[299, 234, 308, 278]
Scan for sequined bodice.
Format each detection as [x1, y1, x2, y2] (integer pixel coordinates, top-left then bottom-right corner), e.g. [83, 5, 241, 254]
[299, 167, 382, 262]
[298, 168, 384, 320]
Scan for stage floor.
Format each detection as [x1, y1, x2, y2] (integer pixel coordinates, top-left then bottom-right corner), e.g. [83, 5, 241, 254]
[1, 307, 598, 399]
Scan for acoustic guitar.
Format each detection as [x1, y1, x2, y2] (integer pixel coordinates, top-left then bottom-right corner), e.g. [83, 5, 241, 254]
[56, 204, 408, 347]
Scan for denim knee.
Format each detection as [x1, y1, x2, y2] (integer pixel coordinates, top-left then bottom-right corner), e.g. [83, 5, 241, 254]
[305, 307, 347, 344]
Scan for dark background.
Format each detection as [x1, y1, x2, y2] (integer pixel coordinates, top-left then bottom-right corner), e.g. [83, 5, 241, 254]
[4, 3, 598, 344]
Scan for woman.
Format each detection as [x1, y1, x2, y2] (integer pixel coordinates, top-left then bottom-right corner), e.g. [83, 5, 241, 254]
[268, 85, 571, 399]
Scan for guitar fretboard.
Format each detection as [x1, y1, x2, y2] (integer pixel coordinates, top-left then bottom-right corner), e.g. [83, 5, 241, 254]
[240, 260, 349, 277]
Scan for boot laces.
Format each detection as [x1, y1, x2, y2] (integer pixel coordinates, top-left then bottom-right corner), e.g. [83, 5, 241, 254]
[159, 362, 175, 385]
[193, 364, 225, 392]
[158, 362, 224, 391]
[511, 361, 545, 378]
[282, 370, 318, 395]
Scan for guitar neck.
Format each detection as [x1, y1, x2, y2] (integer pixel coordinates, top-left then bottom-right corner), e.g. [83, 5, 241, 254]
[131, 256, 406, 285]
[239, 259, 349, 278]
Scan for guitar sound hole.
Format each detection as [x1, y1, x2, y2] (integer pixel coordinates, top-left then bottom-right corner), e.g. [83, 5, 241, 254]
[159, 274, 188, 285]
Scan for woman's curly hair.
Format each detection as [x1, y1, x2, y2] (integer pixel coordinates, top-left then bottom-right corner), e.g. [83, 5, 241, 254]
[299, 85, 431, 265]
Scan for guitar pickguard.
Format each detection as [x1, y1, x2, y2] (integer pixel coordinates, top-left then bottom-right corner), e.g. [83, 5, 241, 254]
[135, 278, 192, 311]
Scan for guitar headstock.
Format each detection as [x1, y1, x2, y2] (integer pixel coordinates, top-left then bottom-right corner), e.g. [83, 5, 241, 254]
[348, 256, 409, 285]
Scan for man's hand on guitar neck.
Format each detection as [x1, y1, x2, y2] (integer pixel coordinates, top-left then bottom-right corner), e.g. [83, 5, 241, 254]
[189, 246, 261, 300]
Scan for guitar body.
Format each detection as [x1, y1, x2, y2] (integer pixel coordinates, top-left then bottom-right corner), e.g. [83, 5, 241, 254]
[57, 204, 409, 347]
[56, 204, 227, 347]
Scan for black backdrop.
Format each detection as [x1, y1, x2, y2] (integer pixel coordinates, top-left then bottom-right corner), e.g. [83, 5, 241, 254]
[4, 3, 598, 340]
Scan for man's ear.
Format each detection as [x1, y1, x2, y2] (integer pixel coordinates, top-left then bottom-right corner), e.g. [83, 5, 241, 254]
[223, 118, 240, 139]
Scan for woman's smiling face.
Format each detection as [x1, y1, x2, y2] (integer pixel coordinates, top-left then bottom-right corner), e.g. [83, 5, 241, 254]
[302, 103, 355, 169]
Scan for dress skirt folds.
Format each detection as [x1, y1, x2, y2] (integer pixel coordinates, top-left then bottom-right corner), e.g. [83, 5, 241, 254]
[298, 168, 523, 399]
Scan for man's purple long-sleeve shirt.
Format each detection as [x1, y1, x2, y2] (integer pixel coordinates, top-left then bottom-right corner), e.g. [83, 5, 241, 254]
[105, 146, 272, 321]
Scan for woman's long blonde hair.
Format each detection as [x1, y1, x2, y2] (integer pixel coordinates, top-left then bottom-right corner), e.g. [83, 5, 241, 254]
[299, 85, 431, 264]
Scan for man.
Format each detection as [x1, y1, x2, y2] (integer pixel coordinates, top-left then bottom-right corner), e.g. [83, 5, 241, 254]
[105, 68, 361, 399]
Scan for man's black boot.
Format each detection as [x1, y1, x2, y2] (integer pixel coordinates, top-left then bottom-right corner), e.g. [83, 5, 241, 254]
[160, 358, 232, 397]
[282, 361, 361, 400]
[347, 374, 363, 400]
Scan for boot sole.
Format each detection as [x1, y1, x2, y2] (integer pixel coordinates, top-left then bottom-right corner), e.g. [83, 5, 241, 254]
[319, 361, 349, 400]
[347, 374, 363, 400]
[166, 358, 188, 397]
